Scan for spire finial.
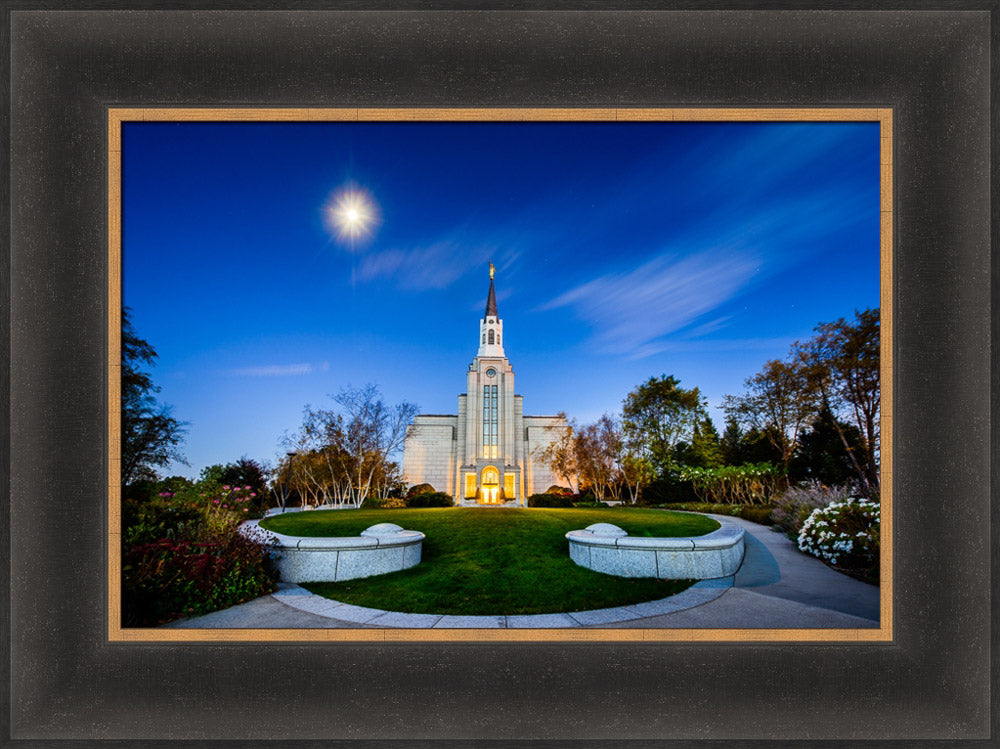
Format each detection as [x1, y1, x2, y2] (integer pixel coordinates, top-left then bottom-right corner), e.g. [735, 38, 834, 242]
[484, 261, 499, 319]
[489, 260, 495, 280]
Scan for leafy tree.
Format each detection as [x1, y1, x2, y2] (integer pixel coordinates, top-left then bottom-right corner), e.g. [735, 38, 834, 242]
[622, 375, 707, 474]
[619, 451, 655, 505]
[220, 456, 270, 497]
[795, 308, 880, 495]
[538, 413, 579, 494]
[722, 358, 816, 479]
[199, 464, 226, 486]
[574, 414, 622, 502]
[201, 457, 270, 506]
[121, 307, 186, 488]
[278, 385, 417, 507]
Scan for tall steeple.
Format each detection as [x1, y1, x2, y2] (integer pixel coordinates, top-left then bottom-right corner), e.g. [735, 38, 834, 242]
[477, 261, 505, 358]
[485, 260, 498, 319]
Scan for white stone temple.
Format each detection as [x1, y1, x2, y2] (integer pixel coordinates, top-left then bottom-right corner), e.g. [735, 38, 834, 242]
[402, 264, 569, 505]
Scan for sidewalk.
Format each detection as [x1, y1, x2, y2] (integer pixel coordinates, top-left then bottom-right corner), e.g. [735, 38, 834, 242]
[164, 514, 880, 630]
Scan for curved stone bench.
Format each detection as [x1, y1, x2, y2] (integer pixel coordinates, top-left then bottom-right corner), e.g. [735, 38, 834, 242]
[240, 521, 425, 583]
[565, 521, 745, 580]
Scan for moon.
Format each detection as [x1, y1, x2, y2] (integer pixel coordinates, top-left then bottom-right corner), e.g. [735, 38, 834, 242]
[323, 186, 379, 245]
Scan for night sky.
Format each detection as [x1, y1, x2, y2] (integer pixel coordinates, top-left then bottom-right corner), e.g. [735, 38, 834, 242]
[122, 120, 880, 478]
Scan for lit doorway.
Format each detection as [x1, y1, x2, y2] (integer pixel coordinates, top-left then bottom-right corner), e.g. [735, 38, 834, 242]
[480, 466, 500, 504]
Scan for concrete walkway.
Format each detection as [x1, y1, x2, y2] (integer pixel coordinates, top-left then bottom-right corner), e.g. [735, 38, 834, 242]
[164, 515, 880, 630]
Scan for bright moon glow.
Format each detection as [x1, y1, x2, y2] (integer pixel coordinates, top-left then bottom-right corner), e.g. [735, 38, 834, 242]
[324, 186, 379, 245]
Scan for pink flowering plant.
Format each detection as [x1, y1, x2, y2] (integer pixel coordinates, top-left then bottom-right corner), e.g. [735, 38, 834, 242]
[797, 497, 880, 580]
[122, 478, 275, 626]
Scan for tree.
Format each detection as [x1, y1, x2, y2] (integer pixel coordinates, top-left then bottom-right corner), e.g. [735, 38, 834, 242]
[538, 413, 579, 494]
[573, 415, 621, 501]
[622, 375, 707, 474]
[795, 308, 880, 495]
[789, 406, 866, 486]
[674, 415, 723, 468]
[200, 457, 270, 505]
[334, 384, 418, 506]
[722, 358, 816, 479]
[121, 307, 186, 487]
[619, 451, 654, 505]
[279, 385, 418, 507]
[719, 417, 784, 466]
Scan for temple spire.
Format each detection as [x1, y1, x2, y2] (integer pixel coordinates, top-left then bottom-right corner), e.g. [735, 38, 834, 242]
[484, 261, 498, 319]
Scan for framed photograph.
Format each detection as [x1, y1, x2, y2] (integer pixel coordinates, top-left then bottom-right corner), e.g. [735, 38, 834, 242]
[109, 107, 891, 644]
[6, 5, 992, 745]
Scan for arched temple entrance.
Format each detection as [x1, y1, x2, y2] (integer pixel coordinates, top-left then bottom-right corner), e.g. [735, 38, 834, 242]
[480, 465, 500, 504]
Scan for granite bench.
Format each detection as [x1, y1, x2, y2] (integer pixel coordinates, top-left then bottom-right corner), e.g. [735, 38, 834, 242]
[565, 521, 745, 580]
[240, 521, 425, 583]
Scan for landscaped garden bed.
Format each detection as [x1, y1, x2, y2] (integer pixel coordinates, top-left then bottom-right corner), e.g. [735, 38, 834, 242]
[259, 507, 719, 615]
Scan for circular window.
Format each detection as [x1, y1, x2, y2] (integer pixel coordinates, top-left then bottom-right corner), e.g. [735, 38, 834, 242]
[485, 368, 497, 377]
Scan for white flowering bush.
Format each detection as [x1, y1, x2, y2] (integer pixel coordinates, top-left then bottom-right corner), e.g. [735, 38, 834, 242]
[771, 480, 856, 536]
[798, 497, 880, 570]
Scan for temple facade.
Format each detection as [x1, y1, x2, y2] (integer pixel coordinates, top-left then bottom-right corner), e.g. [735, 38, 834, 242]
[402, 265, 569, 505]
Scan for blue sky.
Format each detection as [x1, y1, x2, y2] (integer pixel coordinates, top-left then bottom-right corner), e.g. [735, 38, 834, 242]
[122, 120, 880, 478]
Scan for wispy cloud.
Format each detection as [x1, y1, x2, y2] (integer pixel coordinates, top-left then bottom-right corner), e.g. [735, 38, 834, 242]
[541, 249, 760, 359]
[351, 238, 522, 292]
[224, 363, 315, 377]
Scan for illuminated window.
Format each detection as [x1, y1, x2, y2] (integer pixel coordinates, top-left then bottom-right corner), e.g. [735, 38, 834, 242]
[488, 329, 495, 344]
[465, 473, 477, 498]
[504, 473, 515, 499]
[482, 384, 498, 458]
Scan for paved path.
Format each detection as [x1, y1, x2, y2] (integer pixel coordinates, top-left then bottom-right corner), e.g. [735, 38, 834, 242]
[164, 515, 879, 630]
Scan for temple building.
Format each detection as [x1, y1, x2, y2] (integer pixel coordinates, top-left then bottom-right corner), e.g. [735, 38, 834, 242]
[402, 265, 569, 505]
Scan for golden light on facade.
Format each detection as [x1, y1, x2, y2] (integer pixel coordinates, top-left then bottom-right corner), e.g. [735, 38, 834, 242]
[323, 186, 379, 245]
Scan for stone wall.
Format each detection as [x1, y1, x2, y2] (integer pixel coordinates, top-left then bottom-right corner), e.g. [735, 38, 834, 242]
[523, 416, 569, 495]
[243, 521, 424, 583]
[402, 416, 457, 496]
[566, 521, 745, 579]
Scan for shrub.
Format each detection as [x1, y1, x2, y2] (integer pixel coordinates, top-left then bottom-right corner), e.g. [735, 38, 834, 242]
[122, 496, 202, 547]
[771, 481, 854, 536]
[546, 485, 573, 496]
[406, 483, 436, 498]
[676, 462, 782, 505]
[368, 495, 407, 509]
[406, 491, 453, 508]
[797, 497, 880, 572]
[572, 501, 607, 509]
[640, 474, 698, 505]
[122, 482, 276, 625]
[656, 502, 776, 526]
[527, 493, 575, 508]
[123, 532, 277, 626]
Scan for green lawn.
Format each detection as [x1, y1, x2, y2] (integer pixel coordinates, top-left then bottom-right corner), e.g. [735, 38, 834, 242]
[259, 507, 719, 615]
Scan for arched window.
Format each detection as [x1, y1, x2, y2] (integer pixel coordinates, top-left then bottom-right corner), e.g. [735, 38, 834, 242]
[482, 332, 485, 343]
[488, 329, 495, 344]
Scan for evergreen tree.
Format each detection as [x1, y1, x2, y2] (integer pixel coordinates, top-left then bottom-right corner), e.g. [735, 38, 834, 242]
[121, 308, 186, 488]
[789, 406, 865, 486]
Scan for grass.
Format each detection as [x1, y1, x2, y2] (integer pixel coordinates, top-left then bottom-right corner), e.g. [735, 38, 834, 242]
[259, 507, 719, 615]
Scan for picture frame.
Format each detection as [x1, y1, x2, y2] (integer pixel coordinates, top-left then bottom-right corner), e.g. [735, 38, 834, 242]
[5, 4, 993, 744]
[108, 105, 892, 644]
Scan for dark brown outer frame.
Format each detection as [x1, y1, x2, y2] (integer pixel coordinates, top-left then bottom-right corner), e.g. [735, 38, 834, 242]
[4, 5, 993, 746]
